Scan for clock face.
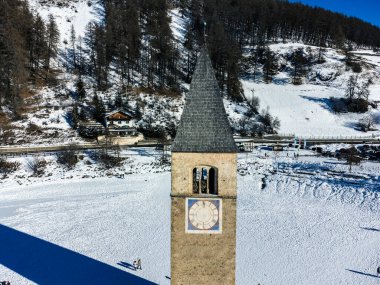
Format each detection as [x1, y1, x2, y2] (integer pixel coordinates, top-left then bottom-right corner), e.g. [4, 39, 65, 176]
[186, 198, 222, 234]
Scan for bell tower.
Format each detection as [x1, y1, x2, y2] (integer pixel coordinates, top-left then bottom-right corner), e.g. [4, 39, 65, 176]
[171, 47, 237, 284]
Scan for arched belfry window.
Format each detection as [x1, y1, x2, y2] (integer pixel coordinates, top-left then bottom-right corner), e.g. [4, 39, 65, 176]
[192, 166, 218, 195]
[193, 168, 200, 193]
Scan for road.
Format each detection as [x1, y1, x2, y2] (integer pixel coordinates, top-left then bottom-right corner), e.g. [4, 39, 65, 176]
[0, 136, 379, 157]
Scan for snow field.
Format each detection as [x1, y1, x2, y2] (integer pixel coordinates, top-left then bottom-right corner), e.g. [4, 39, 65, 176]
[1, 150, 380, 284]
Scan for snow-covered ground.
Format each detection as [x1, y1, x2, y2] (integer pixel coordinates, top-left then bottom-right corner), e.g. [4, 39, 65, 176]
[1, 149, 379, 284]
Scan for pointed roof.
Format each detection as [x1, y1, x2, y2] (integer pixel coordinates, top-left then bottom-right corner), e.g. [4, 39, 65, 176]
[105, 109, 134, 119]
[172, 47, 237, 153]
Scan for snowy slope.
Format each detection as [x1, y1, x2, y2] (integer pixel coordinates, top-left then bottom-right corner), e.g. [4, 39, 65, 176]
[242, 44, 380, 137]
[242, 81, 372, 137]
[28, 0, 100, 46]
[1, 149, 380, 284]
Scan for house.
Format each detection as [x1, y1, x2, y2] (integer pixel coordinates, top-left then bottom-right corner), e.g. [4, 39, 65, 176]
[105, 110, 134, 129]
[100, 109, 144, 145]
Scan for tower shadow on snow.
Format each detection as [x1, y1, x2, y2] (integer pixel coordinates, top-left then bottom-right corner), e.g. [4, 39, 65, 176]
[346, 269, 380, 279]
[0, 224, 156, 285]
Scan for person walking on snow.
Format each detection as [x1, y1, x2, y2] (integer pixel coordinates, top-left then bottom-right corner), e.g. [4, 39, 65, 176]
[377, 266, 380, 276]
[137, 258, 142, 270]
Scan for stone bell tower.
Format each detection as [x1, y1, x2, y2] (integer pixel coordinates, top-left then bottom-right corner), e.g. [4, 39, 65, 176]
[170, 47, 237, 285]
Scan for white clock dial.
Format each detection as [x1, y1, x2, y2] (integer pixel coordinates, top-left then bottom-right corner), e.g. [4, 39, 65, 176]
[188, 200, 219, 230]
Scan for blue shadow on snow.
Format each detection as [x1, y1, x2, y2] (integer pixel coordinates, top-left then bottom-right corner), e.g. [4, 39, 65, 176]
[300, 95, 333, 112]
[0, 224, 156, 285]
[359, 226, 380, 232]
[346, 269, 380, 279]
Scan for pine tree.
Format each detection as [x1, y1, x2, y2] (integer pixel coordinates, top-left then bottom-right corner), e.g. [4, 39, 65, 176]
[77, 36, 84, 75]
[72, 104, 79, 129]
[262, 48, 277, 83]
[134, 102, 142, 120]
[291, 48, 308, 85]
[76, 77, 86, 101]
[92, 94, 105, 123]
[251, 45, 266, 81]
[32, 15, 46, 72]
[45, 14, 60, 77]
[79, 107, 87, 121]
[114, 92, 123, 109]
[317, 47, 326, 64]
[70, 24, 76, 69]
[226, 45, 244, 102]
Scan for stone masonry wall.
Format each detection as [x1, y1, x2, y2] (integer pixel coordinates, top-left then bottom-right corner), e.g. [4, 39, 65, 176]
[171, 152, 237, 285]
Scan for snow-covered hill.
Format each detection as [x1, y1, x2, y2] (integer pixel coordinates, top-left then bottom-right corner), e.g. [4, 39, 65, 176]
[5, 1, 378, 148]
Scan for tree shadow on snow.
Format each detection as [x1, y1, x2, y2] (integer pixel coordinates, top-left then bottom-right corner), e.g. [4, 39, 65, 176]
[343, 121, 361, 131]
[0, 224, 156, 285]
[346, 269, 380, 279]
[131, 148, 154, 157]
[300, 95, 333, 112]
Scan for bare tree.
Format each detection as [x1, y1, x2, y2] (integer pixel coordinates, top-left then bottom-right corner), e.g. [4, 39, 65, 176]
[344, 146, 362, 172]
[345, 75, 359, 101]
[358, 114, 376, 132]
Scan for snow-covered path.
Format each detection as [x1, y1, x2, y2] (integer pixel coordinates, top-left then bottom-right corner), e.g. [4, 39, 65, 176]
[1, 154, 380, 284]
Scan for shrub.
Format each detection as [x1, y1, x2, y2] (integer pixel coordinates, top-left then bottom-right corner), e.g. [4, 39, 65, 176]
[351, 62, 362, 73]
[138, 124, 166, 139]
[57, 148, 77, 169]
[93, 149, 124, 169]
[259, 107, 280, 134]
[0, 158, 20, 174]
[26, 123, 42, 134]
[27, 157, 47, 176]
[78, 125, 103, 139]
[0, 130, 15, 145]
[347, 98, 368, 113]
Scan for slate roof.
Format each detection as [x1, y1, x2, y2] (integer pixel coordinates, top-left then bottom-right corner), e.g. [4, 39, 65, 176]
[172, 47, 237, 153]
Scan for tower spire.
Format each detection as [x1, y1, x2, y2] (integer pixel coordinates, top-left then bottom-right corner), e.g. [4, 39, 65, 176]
[172, 48, 236, 153]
